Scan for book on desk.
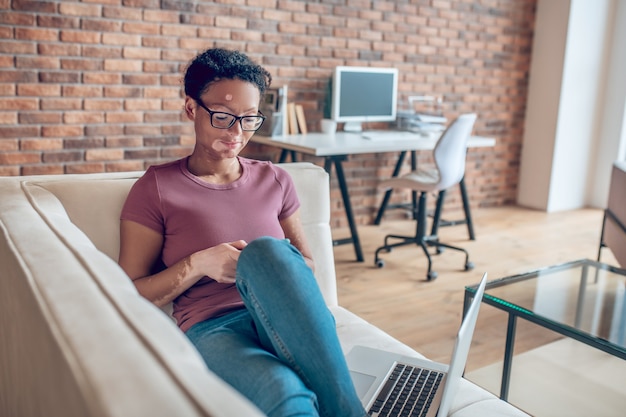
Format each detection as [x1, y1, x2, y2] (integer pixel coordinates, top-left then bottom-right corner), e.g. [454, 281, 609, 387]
[257, 85, 309, 137]
[257, 85, 289, 137]
[396, 111, 446, 134]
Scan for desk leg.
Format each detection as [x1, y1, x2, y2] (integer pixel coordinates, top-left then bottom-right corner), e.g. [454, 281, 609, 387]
[327, 155, 364, 262]
[279, 149, 297, 163]
[501, 314, 517, 401]
[374, 151, 408, 225]
[323, 158, 332, 173]
[459, 177, 476, 240]
[410, 151, 418, 220]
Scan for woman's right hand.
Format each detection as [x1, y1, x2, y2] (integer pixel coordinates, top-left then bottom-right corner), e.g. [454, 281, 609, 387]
[192, 240, 248, 284]
[120, 219, 249, 306]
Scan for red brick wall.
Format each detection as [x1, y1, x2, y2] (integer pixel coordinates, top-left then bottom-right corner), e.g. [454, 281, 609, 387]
[0, 0, 535, 227]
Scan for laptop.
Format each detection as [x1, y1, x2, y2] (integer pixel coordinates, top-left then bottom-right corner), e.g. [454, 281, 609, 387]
[346, 273, 488, 417]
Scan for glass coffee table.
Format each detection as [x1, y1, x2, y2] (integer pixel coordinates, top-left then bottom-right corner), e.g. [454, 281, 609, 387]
[464, 259, 626, 401]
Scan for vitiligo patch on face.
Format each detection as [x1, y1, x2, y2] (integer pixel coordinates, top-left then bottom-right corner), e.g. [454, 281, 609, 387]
[225, 94, 233, 101]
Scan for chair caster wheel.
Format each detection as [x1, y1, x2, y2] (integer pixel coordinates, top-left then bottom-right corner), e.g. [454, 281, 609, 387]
[376, 259, 385, 268]
[436, 247, 444, 255]
[465, 261, 475, 271]
[427, 271, 438, 281]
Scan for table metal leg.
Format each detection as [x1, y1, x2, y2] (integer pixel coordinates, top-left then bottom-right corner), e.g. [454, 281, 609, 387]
[279, 149, 297, 163]
[323, 157, 332, 173]
[459, 177, 476, 240]
[501, 314, 517, 401]
[326, 155, 364, 262]
[410, 151, 417, 220]
[463, 288, 516, 400]
[374, 151, 409, 225]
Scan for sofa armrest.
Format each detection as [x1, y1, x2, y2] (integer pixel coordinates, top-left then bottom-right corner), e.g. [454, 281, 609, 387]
[276, 162, 339, 306]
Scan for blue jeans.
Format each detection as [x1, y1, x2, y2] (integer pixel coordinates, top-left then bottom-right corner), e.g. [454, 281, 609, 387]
[186, 236, 366, 417]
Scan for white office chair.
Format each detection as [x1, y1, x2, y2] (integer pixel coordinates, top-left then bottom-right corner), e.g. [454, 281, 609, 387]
[374, 113, 477, 281]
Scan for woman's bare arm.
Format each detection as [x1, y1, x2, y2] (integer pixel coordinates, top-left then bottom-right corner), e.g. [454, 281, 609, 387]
[118, 220, 246, 307]
[279, 209, 315, 272]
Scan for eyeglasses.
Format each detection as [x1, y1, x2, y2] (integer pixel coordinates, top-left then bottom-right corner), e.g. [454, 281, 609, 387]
[195, 99, 265, 132]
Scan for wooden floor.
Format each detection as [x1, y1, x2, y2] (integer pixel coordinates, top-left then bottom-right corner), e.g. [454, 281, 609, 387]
[331, 205, 616, 372]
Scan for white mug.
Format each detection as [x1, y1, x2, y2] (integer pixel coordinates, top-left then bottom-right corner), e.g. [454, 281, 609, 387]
[320, 119, 337, 134]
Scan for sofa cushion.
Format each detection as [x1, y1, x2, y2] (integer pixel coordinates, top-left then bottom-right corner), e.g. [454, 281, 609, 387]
[25, 175, 140, 262]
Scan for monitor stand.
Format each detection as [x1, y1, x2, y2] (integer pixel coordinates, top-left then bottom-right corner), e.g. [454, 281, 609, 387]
[343, 121, 363, 132]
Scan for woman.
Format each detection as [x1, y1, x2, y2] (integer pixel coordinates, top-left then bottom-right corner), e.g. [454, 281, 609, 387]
[118, 48, 366, 417]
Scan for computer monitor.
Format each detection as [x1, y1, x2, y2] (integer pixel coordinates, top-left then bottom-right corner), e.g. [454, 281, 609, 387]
[331, 66, 399, 132]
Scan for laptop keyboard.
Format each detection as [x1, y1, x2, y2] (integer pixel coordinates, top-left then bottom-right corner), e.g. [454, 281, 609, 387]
[368, 363, 444, 417]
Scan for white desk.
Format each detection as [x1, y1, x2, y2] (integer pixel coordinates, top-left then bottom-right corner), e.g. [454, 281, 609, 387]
[251, 131, 496, 262]
[252, 131, 495, 157]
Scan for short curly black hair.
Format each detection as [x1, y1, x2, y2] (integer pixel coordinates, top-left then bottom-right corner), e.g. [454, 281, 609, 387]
[183, 48, 272, 101]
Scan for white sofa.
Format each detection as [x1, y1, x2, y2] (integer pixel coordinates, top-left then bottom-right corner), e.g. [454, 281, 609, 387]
[0, 162, 528, 417]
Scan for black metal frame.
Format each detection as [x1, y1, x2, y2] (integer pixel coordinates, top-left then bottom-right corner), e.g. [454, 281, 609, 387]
[463, 259, 626, 401]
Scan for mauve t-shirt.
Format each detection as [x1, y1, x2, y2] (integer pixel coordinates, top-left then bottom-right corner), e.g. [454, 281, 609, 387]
[120, 156, 300, 332]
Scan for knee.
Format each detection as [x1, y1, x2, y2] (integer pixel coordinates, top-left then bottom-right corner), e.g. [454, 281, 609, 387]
[239, 236, 299, 273]
[242, 236, 288, 258]
[236, 236, 313, 299]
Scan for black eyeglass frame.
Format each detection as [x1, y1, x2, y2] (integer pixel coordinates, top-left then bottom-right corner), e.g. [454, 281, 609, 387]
[195, 99, 266, 132]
